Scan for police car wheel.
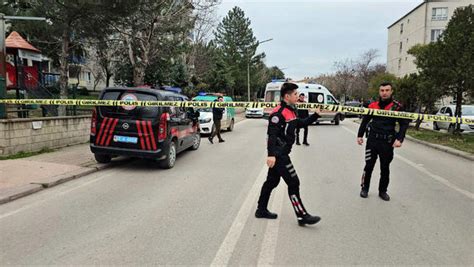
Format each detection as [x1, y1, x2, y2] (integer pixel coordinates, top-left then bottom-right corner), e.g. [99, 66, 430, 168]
[227, 119, 234, 131]
[94, 153, 111, 164]
[190, 133, 201, 150]
[159, 141, 177, 169]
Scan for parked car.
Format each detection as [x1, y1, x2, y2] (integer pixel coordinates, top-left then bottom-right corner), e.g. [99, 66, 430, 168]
[246, 98, 264, 118]
[192, 95, 236, 135]
[245, 107, 264, 118]
[90, 87, 201, 169]
[433, 105, 474, 134]
[263, 81, 345, 125]
[344, 101, 363, 117]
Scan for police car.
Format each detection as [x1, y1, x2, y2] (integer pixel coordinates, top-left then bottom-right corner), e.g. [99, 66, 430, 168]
[90, 87, 201, 169]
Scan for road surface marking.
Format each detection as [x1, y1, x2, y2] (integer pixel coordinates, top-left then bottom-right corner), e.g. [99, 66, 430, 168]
[342, 125, 474, 200]
[211, 164, 267, 266]
[257, 186, 284, 266]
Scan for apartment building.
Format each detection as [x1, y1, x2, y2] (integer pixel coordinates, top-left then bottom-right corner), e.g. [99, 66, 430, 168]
[387, 0, 472, 77]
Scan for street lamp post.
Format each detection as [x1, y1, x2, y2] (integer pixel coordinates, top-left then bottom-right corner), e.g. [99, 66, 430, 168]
[247, 38, 273, 102]
[0, 14, 46, 119]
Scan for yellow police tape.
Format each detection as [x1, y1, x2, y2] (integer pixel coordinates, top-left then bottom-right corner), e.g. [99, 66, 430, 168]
[1, 98, 473, 125]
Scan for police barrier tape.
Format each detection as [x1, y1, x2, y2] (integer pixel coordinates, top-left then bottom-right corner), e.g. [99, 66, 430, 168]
[1, 98, 473, 125]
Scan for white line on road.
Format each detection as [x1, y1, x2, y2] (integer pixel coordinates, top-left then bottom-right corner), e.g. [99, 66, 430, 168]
[257, 185, 284, 266]
[210, 164, 268, 266]
[0, 172, 113, 220]
[394, 154, 474, 200]
[341, 125, 474, 200]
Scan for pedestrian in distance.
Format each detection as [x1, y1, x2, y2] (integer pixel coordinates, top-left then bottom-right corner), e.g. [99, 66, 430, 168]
[208, 96, 225, 144]
[295, 93, 311, 146]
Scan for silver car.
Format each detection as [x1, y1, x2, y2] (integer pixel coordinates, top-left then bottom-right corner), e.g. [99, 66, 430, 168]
[433, 105, 474, 134]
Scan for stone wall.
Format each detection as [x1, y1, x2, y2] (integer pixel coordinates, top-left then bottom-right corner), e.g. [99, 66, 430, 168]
[0, 115, 91, 157]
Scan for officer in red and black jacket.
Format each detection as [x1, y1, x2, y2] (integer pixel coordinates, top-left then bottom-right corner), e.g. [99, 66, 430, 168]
[255, 82, 322, 226]
[357, 82, 410, 201]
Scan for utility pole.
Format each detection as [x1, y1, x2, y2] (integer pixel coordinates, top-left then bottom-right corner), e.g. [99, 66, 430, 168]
[0, 15, 46, 119]
[247, 38, 273, 102]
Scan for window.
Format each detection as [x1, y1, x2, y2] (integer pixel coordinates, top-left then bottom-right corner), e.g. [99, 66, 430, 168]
[308, 92, 324, 103]
[326, 95, 337, 105]
[265, 90, 280, 102]
[440, 107, 446, 114]
[431, 29, 444, 42]
[399, 42, 403, 53]
[87, 72, 91, 82]
[445, 107, 453, 116]
[398, 59, 402, 70]
[432, 7, 448, 20]
[400, 23, 404, 34]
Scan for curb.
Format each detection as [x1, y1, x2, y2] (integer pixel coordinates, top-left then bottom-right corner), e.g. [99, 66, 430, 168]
[404, 135, 474, 161]
[0, 161, 117, 205]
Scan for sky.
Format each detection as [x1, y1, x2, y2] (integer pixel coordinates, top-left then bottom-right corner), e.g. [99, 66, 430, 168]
[215, 0, 422, 79]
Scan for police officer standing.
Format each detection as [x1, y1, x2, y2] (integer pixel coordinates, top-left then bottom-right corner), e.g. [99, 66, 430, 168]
[255, 82, 321, 226]
[357, 82, 409, 201]
[208, 96, 225, 144]
[296, 93, 310, 146]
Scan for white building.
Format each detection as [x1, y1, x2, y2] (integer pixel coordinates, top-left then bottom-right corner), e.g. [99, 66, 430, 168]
[387, 0, 472, 78]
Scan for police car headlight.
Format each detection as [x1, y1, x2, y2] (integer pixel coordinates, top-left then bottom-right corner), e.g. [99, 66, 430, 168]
[200, 118, 211, 123]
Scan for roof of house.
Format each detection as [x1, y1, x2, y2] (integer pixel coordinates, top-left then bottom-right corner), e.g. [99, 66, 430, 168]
[5, 31, 41, 52]
[387, 1, 427, 29]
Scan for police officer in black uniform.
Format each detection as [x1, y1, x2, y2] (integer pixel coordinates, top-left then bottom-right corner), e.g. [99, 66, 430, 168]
[255, 82, 321, 226]
[296, 93, 310, 146]
[357, 82, 410, 201]
[208, 96, 225, 144]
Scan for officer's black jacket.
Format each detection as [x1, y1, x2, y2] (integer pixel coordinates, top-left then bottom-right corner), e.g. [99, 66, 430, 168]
[267, 101, 320, 157]
[357, 98, 410, 142]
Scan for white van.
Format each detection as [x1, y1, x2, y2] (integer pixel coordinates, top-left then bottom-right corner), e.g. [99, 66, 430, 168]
[263, 81, 345, 125]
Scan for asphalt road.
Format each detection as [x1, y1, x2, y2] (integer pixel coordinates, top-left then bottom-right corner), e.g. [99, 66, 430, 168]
[1, 119, 473, 265]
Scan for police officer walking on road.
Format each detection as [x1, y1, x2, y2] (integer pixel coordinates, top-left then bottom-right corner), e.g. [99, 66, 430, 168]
[357, 82, 410, 201]
[296, 93, 310, 146]
[255, 82, 321, 226]
[208, 96, 225, 144]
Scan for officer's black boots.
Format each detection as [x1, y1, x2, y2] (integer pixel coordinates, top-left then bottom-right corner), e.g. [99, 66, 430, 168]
[208, 137, 213, 144]
[303, 141, 309, 146]
[298, 214, 321, 226]
[360, 189, 368, 198]
[379, 192, 390, 201]
[255, 209, 278, 219]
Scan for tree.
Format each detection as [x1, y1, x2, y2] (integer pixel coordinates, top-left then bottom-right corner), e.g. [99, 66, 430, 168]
[368, 72, 397, 98]
[396, 73, 442, 130]
[409, 5, 474, 133]
[213, 6, 263, 97]
[111, 0, 195, 86]
[2, 0, 130, 115]
[333, 59, 355, 102]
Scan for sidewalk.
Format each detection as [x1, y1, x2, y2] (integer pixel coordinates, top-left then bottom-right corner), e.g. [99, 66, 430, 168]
[0, 143, 124, 204]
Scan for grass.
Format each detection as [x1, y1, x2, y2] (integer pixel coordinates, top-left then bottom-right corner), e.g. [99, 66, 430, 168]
[407, 127, 474, 154]
[0, 147, 56, 160]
